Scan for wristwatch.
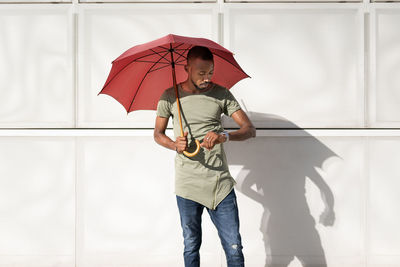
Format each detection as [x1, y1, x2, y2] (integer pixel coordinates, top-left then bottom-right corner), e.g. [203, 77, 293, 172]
[222, 130, 229, 142]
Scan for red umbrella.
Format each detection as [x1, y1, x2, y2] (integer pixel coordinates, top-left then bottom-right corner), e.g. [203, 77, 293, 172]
[98, 33, 249, 156]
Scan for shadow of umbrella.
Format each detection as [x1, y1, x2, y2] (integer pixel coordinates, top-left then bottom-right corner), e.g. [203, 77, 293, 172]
[223, 112, 341, 267]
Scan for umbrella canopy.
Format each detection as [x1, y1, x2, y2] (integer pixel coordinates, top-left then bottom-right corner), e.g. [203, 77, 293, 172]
[98, 33, 250, 114]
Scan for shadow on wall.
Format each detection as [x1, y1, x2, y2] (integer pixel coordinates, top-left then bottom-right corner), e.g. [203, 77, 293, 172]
[223, 112, 341, 267]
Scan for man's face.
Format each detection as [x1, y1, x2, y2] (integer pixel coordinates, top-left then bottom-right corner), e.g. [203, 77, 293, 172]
[186, 58, 214, 90]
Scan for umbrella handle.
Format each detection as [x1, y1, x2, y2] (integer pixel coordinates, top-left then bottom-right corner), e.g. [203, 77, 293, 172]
[183, 139, 201, 157]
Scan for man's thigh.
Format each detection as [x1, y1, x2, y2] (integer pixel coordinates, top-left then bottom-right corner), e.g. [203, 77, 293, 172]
[176, 195, 204, 238]
[207, 189, 242, 246]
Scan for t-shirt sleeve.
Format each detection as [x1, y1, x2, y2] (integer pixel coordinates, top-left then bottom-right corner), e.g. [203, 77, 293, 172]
[156, 90, 172, 118]
[223, 89, 242, 117]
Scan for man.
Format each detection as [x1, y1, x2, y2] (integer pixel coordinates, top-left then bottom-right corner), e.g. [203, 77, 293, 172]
[153, 45, 256, 267]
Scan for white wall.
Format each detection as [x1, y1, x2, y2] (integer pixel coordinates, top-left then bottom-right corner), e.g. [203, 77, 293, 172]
[0, 0, 399, 267]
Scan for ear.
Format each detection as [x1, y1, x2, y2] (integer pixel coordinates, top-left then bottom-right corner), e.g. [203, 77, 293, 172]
[184, 64, 189, 73]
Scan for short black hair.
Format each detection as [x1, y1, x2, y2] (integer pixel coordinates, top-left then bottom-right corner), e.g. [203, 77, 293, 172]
[187, 46, 213, 63]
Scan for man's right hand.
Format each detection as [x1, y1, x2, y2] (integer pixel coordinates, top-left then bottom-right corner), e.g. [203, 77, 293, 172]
[174, 131, 188, 153]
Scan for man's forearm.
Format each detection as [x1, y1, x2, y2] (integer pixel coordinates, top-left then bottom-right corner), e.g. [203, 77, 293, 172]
[228, 125, 256, 141]
[154, 132, 176, 151]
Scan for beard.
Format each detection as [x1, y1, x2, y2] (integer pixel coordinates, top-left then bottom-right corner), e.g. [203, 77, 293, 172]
[191, 77, 209, 91]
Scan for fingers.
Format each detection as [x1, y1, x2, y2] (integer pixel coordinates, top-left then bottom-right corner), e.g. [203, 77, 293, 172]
[175, 141, 187, 153]
[175, 133, 188, 153]
[201, 132, 219, 150]
[176, 131, 221, 153]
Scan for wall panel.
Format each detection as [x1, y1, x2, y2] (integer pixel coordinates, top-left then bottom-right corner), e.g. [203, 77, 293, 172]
[368, 137, 400, 267]
[80, 0, 216, 2]
[0, 5, 74, 127]
[0, 0, 70, 2]
[0, 137, 75, 266]
[225, 133, 365, 267]
[224, 6, 364, 128]
[369, 8, 400, 127]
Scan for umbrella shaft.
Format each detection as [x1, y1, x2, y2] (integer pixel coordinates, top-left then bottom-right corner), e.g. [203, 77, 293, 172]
[170, 48, 185, 138]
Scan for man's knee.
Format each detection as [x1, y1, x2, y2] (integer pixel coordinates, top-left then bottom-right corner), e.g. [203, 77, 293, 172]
[227, 242, 243, 255]
[183, 236, 202, 252]
[182, 223, 202, 251]
[225, 242, 244, 266]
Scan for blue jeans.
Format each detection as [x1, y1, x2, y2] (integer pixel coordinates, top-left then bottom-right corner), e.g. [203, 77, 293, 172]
[176, 189, 245, 267]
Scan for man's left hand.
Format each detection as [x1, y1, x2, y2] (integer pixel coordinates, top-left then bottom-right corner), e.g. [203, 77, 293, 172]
[201, 132, 226, 150]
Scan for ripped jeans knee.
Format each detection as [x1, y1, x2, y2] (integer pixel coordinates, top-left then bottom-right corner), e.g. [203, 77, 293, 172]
[225, 242, 244, 266]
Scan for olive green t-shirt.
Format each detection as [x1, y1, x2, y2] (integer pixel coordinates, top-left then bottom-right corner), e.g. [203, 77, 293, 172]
[156, 82, 242, 210]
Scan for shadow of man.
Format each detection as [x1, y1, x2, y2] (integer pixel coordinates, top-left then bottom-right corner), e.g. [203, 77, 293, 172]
[223, 112, 340, 267]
